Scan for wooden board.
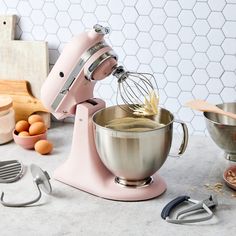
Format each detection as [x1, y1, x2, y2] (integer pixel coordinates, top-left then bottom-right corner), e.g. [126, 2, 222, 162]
[0, 15, 50, 126]
[0, 80, 50, 125]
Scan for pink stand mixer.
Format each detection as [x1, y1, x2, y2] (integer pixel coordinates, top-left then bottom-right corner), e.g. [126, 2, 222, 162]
[41, 25, 182, 201]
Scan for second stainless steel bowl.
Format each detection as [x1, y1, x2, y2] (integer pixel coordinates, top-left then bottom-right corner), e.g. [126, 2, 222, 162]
[92, 105, 188, 187]
[204, 102, 236, 161]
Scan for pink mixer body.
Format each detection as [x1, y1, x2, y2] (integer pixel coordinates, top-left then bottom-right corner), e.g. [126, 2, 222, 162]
[41, 28, 117, 119]
[41, 25, 167, 201]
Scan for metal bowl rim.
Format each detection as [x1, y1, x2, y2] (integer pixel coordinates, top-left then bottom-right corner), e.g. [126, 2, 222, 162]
[203, 102, 236, 127]
[92, 105, 174, 133]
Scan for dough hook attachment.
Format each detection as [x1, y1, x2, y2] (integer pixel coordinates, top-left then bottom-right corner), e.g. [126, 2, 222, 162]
[0, 164, 52, 207]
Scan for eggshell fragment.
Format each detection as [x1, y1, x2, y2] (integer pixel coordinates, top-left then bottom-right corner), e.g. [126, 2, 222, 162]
[15, 120, 30, 133]
[28, 114, 44, 125]
[29, 122, 47, 135]
[18, 131, 30, 137]
[34, 140, 53, 155]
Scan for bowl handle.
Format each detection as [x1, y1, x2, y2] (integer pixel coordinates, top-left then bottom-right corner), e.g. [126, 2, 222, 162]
[169, 119, 188, 157]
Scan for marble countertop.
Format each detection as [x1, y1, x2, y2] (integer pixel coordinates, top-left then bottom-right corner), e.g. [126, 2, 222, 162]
[1, 122, 236, 236]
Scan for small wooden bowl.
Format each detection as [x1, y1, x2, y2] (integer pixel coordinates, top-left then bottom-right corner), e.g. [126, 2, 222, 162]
[13, 129, 47, 149]
[223, 165, 236, 191]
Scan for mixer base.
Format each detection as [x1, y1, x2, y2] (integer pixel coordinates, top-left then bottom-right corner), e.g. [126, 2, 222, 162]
[54, 163, 166, 201]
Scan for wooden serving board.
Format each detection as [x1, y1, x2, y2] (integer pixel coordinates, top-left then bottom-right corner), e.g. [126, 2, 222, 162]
[0, 15, 50, 126]
[0, 80, 50, 125]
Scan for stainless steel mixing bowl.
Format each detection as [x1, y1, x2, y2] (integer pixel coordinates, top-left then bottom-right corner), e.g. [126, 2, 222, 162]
[92, 105, 188, 187]
[204, 102, 236, 161]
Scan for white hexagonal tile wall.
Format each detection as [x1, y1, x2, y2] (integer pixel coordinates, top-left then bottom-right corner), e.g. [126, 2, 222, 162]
[122, 7, 138, 23]
[55, 0, 70, 11]
[221, 55, 236, 71]
[0, 1, 6, 14]
[193, 20, 210, 36]
[179, 0, 196, 10]
[178, 10, 196, 26]
[109, 31, 125, 47]
[178, 60, 195, 75]
[207, 12, 225, 28]
[222, 38, 236, 55]
[29, 0, 44, 10]
[136, 16, 152, 32]
[206, 78, 223, 93]
[221, 88, 236, 102]
[150, 41, 167, 57]
[164, 51, 180, 66]
[164, 34, 181, 50]
[122, 24, 138, 39]
[165, 82, 181, 98]
[82, 13, 97, 28]
[56, 12, 71, 27]
[2, 0, 17, 8]
[135, 0, 152, 15]
[178, 91, 194, 105]
[108, 0, 124, 14]
[193, 2, 211, 19]
[191, 116, 206, 131]
[164, 67, 181, 82]
[208, 0, 226, 11]
[164, 18, 181, 34]
[207, 94, 223, 104]
[136, 32, 152, 48]
[42, 2, 58, 18]
[178, 107, 194, 122]
[136, 48, 152, 64]
[150, 8, 167, 25]
[44, 18, 59, 34]
[207, 62, 224, 77]
[193, 36, 210, 52]
[223, 3, 236, 20]
[81, 0, 96, 12]
[108, 15, 124, 31]
[192, 53, 209, 69]
[207, 46, 224, 62]
[221, 72, 236, 87]
[178, 44, 195, 59]
[222, 22, 236, 37]
[68, 4, 84, 20]
[150, 25, 167, 41]
[31, 25, 46, 40]
[5, 0, 236, 135]
[17, 1, 32, 16]
[30, 10, 45, 25]
[18, 17, 33, 32]
[192, 85, 209, 100]
[178, 76, 195, 91]
[164, 1, 181, 17]
[178, 27, 195, 43]
[150, 58, 167, 73]
[123, 40, 139, 55]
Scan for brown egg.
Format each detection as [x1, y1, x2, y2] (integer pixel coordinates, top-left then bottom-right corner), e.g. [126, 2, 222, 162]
[18, 131, 30, 137]
[15, 120, 30, 133]
[29, 122, 47, 135]
[34, 140, 53, 155]
[28, 114, 44, 125]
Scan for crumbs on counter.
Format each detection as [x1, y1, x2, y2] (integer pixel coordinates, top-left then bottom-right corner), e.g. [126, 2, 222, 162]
[204, 182, 236, 199]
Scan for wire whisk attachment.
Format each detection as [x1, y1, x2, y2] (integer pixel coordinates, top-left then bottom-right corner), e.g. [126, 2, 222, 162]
[112, 66, 159, 116]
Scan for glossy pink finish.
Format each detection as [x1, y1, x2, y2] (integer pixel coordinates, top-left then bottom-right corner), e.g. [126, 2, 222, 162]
[53, 100, 167, 201]
[13, 130, 47, 149]
[40, 28, 117, 120]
